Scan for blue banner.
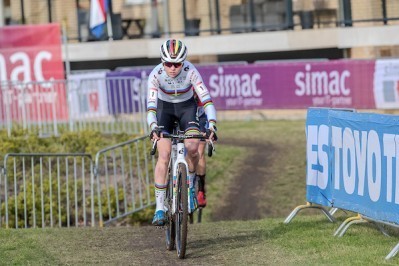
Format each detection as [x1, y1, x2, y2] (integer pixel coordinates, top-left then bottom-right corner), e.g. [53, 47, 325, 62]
[306, 108, 333, 206]
[307, 108, 399, 224]
[105, 70, 149, 114]
[329, 110, 399, 224]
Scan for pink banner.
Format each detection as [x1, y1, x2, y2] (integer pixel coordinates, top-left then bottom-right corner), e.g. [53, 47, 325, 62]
[0, 24, 67, 121]
[197, 60, 376, 110]
[108, 60, 377, 111]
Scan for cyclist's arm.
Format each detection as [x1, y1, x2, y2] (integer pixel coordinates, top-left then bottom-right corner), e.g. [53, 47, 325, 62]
[147, 72, 159, 131]
[190, 69, 217, 131]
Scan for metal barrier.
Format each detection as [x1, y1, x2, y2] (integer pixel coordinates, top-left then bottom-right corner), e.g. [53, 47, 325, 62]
[68, 77, 148, 135]
[0, 153, 95, 228]
[93, 136, 155, 226]
[0, 77, 148, 137]
[0, 136, 155, 228]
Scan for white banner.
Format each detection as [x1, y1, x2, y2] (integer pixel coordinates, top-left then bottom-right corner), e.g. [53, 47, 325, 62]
[373, 59, 399, 109]
[68, 71, 110, 119]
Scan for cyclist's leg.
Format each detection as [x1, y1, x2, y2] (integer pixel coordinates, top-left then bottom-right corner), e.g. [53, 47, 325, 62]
[153, 138, 172, 225]
[178, 97, 200, 212]
[178, 97, 200, 187]
[152, 100, 174, 225]
[196, 112, 207, 207]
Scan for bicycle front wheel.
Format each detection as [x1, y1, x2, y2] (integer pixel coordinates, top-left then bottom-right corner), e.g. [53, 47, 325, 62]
[165, 166, 175, 251]
[175, 163, 188, 259]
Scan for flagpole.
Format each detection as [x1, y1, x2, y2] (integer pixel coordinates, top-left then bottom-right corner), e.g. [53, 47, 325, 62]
[106, 12, 113, 40]
[106, 0, 113, 40]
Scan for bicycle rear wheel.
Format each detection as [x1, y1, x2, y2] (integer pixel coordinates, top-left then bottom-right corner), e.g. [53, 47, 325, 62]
[197, 208, 202, 223]
[165, 166, 175, 251]
[175, 163, 188, 259]
[189, 175, 201, 224]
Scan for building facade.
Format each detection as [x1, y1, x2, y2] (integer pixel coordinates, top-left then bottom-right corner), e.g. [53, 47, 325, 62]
[3, 0, 399, 69]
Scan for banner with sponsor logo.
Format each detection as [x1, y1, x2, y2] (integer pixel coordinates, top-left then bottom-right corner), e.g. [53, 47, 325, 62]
[109, 60, 376, 111]
[306, 108, 333, 207]
[68, 71, 110, 119]
[307, 108, 399, 224]
[198, 60, 376, 110]
[329, 110, 399, 224]
[374, 59, 399, 109]
[105, 70, 147, 114]
[0, 24, 67, 121]
[0, 23, 64, 82]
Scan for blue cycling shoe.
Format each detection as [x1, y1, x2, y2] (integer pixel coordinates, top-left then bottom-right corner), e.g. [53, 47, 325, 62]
[188, 188, 198, 213]
[152, 210, 166, 226]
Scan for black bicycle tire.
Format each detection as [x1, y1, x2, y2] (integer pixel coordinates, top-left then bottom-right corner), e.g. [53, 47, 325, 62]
[189, 213, 194, 224]
[175, 163, 188, 259]
[197, 208, 202, 223]
[165, 165, 175, 251]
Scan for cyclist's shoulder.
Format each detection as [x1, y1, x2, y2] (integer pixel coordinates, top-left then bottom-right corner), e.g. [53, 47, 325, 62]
[183, 61, 198, 72]
[148, 63, 165, 77]
[184, 61, 205, 82]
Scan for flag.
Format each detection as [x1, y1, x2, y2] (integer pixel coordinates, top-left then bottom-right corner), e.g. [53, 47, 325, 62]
[89, 0, 108, 38]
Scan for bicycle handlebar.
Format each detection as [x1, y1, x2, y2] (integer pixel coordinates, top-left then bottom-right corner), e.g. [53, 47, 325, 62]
[150, 133, 215, 157]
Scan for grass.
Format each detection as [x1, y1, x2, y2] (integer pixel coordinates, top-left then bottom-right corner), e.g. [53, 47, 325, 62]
[206, 120, 308, 218]
[1, 215, 399, 265]
[1, 120, 399, 264]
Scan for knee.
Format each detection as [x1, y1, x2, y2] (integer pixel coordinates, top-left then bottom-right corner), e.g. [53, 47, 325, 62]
[186, 147, 199, 158]
[157, 151, 170, 164]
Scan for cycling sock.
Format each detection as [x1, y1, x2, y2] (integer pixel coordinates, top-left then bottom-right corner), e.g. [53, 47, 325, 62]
[155, 183, 167, 212]
[196, 174, 206, 192]
[188, 171, 196, 189]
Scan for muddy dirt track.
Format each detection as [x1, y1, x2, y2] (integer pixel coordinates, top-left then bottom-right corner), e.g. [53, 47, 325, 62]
[143, 136, 277, 264]
[211, 138, 277, 221]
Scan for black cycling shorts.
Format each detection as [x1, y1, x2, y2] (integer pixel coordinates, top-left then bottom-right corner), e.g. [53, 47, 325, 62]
[157, 96, 200, 134]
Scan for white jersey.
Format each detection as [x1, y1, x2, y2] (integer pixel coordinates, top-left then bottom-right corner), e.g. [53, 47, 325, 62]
[147, 61, 217, 130]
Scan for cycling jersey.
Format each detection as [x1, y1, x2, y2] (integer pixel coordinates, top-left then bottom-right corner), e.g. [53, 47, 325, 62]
[147, 61, 217, 131]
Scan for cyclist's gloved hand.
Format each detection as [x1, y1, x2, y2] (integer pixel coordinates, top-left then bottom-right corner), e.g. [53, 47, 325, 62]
[206, 122, 218, 141]
[150, 126, 162, 140]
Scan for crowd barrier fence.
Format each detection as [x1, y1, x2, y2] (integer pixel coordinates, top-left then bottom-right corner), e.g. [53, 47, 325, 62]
[0, 136, 155, 228]
[0, 77, 148, 137]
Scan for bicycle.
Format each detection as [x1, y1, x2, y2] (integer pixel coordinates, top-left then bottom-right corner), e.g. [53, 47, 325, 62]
[150, 128, 214, 259]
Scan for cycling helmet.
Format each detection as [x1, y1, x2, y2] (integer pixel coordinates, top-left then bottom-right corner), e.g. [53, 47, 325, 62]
[160, 39, 188, 63]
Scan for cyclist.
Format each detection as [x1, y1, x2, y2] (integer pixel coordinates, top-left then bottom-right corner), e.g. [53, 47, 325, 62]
[147, 39, 217, 226]
[195, 97, 208, 208]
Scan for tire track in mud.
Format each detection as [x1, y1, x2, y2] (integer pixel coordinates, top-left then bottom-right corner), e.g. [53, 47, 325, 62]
[211, 138, 278, 221]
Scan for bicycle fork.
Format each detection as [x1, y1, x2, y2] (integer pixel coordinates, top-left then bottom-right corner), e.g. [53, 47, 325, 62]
[172, 142, 189, 214]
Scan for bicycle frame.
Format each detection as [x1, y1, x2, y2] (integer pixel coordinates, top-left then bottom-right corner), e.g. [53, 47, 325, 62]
[171, 141, 189, 214]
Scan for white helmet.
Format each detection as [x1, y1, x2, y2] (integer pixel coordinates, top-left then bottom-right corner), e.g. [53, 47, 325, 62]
[160, 39, 188, 63]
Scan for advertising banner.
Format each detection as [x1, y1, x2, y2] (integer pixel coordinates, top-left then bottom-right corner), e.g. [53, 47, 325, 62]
[305, 108, 334, 206]
[329, 110, 399, 224]
[0, 24, 67, 121]
[68, 71, 110, 119]
[0, 23, 64, 82]
[110, 60, 377, 111]
[197, 60, 376, 110]
[307, 108, 399, 224]
[373, 59, 399, 109]
[105, 70, 147, 114]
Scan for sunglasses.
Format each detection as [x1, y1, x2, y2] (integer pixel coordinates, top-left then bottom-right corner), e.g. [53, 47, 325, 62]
[164, 62, 183, 68]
